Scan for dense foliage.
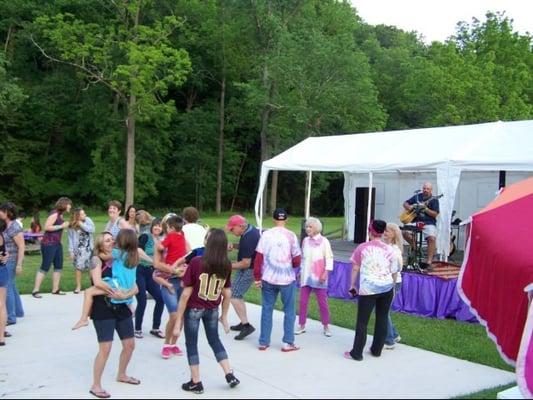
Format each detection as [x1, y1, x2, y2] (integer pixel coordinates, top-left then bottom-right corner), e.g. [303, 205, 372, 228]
[1, 0, 531, 214]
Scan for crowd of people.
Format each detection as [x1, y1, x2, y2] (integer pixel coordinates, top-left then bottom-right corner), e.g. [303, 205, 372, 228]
[0, 195, 411, 397]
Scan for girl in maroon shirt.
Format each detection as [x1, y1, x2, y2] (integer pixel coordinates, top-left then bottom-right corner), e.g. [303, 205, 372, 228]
[173, 228, 240, 394]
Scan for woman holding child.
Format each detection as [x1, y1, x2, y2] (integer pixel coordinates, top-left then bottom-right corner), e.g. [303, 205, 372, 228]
[86, 231, 140, 399]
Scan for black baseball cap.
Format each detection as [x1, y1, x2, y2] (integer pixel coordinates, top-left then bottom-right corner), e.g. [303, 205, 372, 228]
[273, 208, 288, 221]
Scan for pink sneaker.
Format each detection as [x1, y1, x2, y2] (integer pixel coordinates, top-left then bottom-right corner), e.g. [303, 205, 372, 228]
[161, 346, 172, 359]
[171, 345, 183, 356]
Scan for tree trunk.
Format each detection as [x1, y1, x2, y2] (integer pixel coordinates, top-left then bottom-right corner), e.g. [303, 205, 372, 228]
[216, 76, 226, 214]
[125, 94, 136, 207]
[230, 149, 248, 211]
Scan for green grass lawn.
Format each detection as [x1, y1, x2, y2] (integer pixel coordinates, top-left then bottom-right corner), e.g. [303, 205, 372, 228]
[16, 211, 514, 398]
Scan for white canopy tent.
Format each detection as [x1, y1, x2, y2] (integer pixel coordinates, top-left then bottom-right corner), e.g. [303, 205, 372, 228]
[254, 120, 533, 259]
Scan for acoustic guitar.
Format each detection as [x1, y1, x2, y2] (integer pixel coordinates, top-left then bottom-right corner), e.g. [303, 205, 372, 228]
[399, 194, 443, 224]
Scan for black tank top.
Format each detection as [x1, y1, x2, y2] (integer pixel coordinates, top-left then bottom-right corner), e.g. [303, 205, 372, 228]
[90, 256, 132, 321]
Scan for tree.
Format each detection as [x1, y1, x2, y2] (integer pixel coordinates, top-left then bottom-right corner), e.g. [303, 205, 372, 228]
[31, 0, 191, 205]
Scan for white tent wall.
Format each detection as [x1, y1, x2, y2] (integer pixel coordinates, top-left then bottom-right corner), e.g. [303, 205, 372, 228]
[254, 120, 533, 258]
[344, 171, 532, 250]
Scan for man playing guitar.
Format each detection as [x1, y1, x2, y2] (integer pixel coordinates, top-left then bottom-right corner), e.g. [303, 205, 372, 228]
[402, 182, 440, 268]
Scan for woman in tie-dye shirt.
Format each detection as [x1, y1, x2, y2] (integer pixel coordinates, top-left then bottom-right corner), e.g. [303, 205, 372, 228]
[295, 217, 334, 337]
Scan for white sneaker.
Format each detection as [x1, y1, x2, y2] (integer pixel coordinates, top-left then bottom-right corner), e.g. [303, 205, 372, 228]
[323, 327, 332, 337]
[294, 326, 306, 335]
[394, 335, 402, 343]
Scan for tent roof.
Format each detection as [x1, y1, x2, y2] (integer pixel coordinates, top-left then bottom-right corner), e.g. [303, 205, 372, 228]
[263, 120, 533, 173]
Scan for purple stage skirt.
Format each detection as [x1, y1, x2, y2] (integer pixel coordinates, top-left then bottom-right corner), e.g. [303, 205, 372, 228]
[326, 261, 477, 323]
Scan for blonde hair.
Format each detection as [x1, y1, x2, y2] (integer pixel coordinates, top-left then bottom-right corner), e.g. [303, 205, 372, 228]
[70, 208, 84, 230]
[136, 210, 153, 226]
[93, 232, 112, 256]
[386, 223, 403, 256]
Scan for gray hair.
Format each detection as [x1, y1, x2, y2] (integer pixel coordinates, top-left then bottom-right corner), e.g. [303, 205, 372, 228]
[305, 217, 323, 233]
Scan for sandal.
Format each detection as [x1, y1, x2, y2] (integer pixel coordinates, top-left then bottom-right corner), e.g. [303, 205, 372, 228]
[150, 329, 165, 338]
[52, 290, 66, 295]
[89, 389, 111, 399]
[32, 291, 42, 299]
[117, 376, 141, 385]
[4, 331, 12, 337]
[134, 330, 143, 339]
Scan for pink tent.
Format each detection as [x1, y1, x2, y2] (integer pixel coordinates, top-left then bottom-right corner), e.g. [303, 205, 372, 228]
[459, 177, 533, 398]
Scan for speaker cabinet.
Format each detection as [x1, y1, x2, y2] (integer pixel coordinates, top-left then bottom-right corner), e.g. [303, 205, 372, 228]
[354, 187, 376, 243]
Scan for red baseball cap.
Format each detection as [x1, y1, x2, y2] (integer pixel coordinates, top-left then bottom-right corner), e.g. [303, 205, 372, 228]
[226, 215, 246, 231]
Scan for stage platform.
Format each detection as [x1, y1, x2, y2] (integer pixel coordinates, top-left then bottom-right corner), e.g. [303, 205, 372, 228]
[329, 240, 465, 265]
[328, 241, 475, 322]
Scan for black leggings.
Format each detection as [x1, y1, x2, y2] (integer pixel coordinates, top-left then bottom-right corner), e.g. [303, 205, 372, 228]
[350, 289, 394, 359]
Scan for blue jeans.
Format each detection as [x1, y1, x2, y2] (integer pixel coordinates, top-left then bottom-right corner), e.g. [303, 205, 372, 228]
[184, 308, 228, 366]
[385, 283, 402, 345]
[259, 280, 296, 346]
[135, 265, 164, 331]
[6, 259, 24, 324]
[160, 277, 183, 313]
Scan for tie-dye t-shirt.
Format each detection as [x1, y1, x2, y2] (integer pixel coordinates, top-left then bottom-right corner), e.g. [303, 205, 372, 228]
[300, 234, 334, 289]
[350, 240, 396, 296]
[256, 226, 301, 285]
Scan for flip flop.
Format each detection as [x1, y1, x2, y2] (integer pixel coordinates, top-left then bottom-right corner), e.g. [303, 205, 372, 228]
[4, 331, 12, 337]
[117, 377, 140, 385]
[149, 329, 165, 338]
[89, 389, 111, 399]
[73, 289, 81, 294]
[52, 290, 66, 295]
[32, 291, 42, 299]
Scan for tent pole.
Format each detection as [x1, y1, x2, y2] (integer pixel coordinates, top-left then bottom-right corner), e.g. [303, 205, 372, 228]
[366, 171, 373, 242]
[305, 171, 312, 219]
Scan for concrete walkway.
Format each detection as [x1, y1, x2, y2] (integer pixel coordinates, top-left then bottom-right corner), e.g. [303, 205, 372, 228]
[0, 294, 514, 398]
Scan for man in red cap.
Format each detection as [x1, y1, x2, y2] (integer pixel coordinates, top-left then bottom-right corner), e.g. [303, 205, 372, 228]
[226, 215, 261, 340]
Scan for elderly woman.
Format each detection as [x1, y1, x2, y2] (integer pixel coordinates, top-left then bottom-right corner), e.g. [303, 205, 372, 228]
[0, 202, 25, 326]
[32, 197, 72, 297]
[88, 232, 139, 398]
[344, 219, 397, 361]
[295, 217, 334, 337]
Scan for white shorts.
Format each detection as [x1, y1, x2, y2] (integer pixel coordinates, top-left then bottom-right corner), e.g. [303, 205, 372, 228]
[422, 224, 437, 239]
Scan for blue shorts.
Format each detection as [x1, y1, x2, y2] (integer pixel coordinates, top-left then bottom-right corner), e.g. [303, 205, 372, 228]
[0, 265, 7, 288]
[231, 268, 253, 299]
[93, 316, 134, 343]
[161, 277, 183, 313]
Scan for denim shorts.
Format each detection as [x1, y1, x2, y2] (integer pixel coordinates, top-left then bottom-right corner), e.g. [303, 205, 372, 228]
[161, 277, 183, 313]
[93, 316, 134, 343]
[231, 268, 253, 299]
[0, 265, 7, 288]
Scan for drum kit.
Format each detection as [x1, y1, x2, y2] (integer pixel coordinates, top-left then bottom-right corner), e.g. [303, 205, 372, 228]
[400, 222, 429, 272]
